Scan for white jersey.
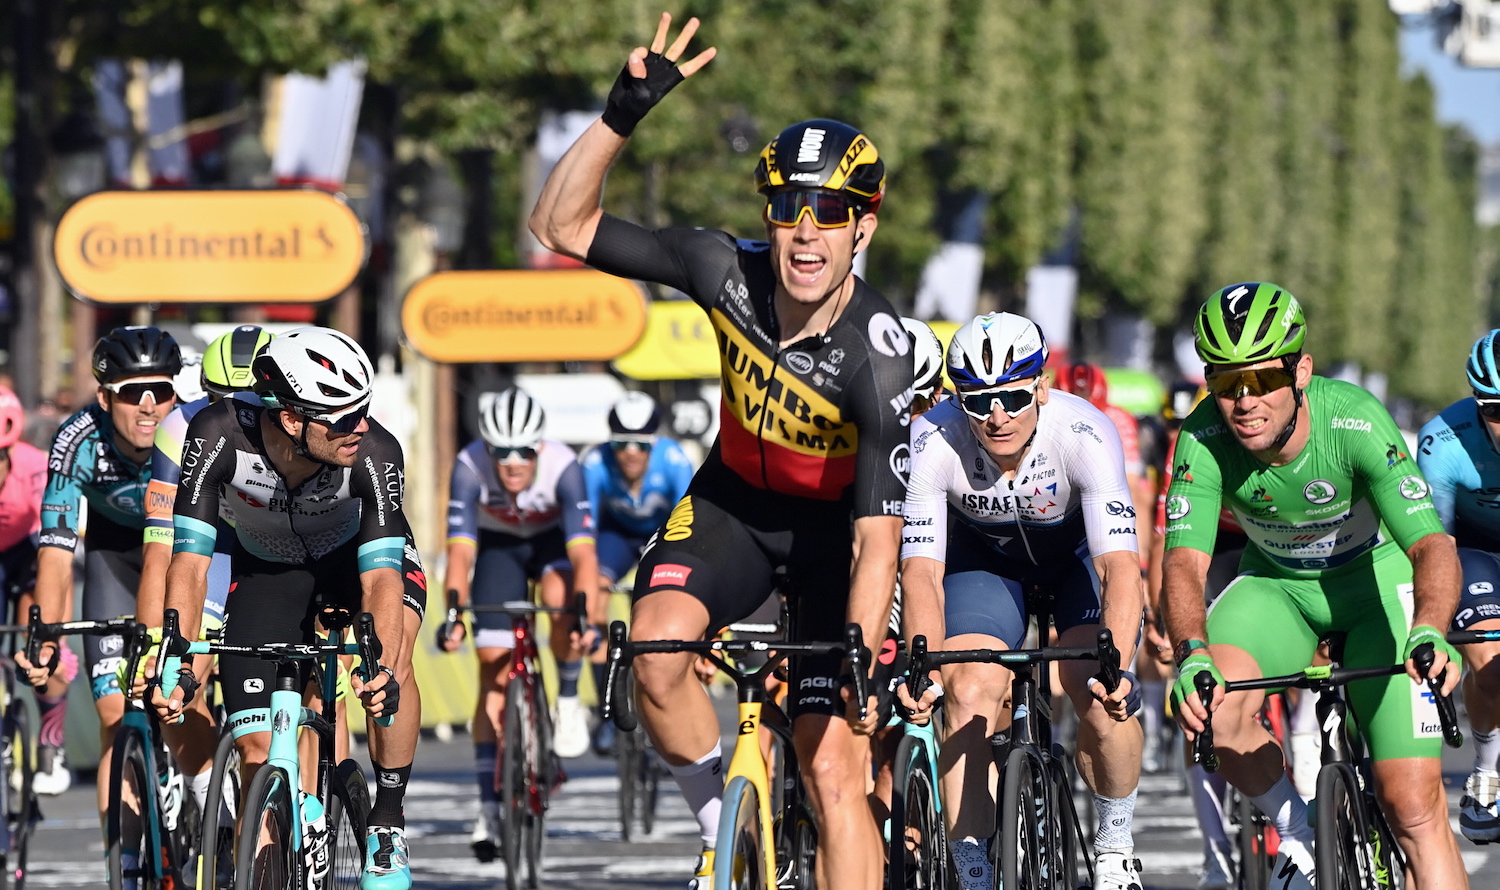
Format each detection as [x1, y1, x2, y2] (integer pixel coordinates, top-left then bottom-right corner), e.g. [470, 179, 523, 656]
[901, 392, 1139, 566]
[446, 439, 592, 543]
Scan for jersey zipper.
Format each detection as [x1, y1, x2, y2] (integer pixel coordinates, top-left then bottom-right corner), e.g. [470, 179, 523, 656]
[759, 347, 778, 491]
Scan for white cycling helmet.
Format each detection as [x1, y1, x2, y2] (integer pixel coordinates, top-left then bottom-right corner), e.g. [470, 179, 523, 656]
[479, 387, 545, 450]
[251, 327, 373, 421]
[946, 312, 1048, 390]
[608, 392, 662, 439]
[902, 318, 945, 401]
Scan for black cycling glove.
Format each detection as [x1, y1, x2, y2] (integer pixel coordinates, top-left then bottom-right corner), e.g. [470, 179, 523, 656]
[601, 51, 686, 137]
[174, 666, 202, 706]
[363, 666, 401, 717]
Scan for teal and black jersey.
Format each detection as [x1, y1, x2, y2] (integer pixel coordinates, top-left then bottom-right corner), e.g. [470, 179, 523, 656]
[40, 405, 152, 551]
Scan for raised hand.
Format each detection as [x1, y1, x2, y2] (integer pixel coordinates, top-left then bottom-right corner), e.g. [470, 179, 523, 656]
[601, 12, 718, 137]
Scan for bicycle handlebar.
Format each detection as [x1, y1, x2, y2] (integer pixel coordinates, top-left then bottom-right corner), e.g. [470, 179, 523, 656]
[1449, 628, 1500, 645]
[1192, 671, 1220, 772]
[356, 612, 394, 728]
[23, 604, 139, 693]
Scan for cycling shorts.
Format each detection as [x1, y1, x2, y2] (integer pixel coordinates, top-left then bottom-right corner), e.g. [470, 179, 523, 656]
[941, 522, 1102, 649]
[219, 531, 425, 721]
[597, 527, 648, 586]
[0, 539, 36, 601]
[1206, 547, 1440, 761]
[1452, 547, 1500, 630]
[633, 469, 856, 719]
[470, 527, 570, 649]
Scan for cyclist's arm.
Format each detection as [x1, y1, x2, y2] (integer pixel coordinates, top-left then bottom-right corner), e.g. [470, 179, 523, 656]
[558, 459, 602, 623]
[1158, 424, 1224, 653]
[529, 119, 628, 261]
[1414, 418, 1459, 534]
[1071, 409, 1144, 662]
[443, 453, 483, 608]
[137, 408, 187, 628]
[350, 422, 414, 662]
[899, 413, 950, 656]
[35, 452, 86, 624]
[1406, 532, 1462, 637]
[163, 551, 212, 641]
[169, 410, 238, 638]
[899, 555, 945, 658]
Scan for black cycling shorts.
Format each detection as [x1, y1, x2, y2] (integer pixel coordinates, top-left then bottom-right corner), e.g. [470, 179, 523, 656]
[634, 467, 857, 718]
[219, 531, 426, 719]
[82, 514, 145, 700]
[1454, 547, 1500, 630]
[470, 527, 569, 633]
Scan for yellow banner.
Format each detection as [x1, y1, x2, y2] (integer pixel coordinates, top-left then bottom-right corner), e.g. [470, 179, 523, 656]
[54, 190, 365, 303]
[613, 300, 721, 380]
[402, 269, 648, 363]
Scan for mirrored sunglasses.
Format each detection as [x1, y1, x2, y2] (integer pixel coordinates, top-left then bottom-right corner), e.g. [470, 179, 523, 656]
[766, 189, 856, 229]
[1206, 367, 1295, 400]
[610, 439, 654, 454]
[307, 403, 370, 435]
[958, 381, 1040, 420]
[103, 380, 176, 406]
[490, 446, 539, 465]
[1477, 398, 1500, 421]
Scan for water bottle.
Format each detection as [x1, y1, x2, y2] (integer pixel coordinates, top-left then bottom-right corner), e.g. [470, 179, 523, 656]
[299, 791, 330, 884]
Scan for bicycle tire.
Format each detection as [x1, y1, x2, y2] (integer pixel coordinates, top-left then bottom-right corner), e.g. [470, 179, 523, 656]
[998, 746, 1050, 890]
[196, 728, 241, 890]
[7, 703, 33, 890]
[525, 682, 548, 890]
[234, 764, 297, 890]
[1315, 762, 1374, 890]
[327, 760, 371, 890]
[107, 726, 159, 890]
[1233, 790, 1270, 890]
[1045, 757, 1082, 890]
[889, 733, 947, 890]
[500, 675, 532, 890]
[641, 749, 661, 836]
[616, 726, 641, 841]
[713, 776, 766, 890]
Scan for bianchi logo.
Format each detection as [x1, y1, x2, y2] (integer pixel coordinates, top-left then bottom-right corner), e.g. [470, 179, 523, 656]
[1166, 495, 1191, 521]
[1303, 479, 1337, 505]
[1399, 475, 1430, 501]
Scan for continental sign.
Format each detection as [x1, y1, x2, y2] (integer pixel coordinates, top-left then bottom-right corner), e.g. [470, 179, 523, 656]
[53, 190, 365, 303]
[712, 308, 857, 500]
[402, 269, 647, 363]
[613, 300, 720, 380]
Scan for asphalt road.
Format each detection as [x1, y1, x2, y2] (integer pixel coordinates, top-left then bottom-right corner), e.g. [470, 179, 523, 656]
[20, 691, 1500, 889]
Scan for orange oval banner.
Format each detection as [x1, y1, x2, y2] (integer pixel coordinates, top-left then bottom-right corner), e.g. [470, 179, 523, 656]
[402, 270, 648, 362]
[53, 190, 365, 303]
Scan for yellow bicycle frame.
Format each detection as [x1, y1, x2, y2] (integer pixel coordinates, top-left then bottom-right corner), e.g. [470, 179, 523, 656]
[724, 696, 778, 890]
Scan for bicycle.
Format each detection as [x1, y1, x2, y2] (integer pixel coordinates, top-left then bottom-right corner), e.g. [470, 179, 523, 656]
[613, 670, 663, 842]
[603, 620, 870, 890]
[905, 626, 1122, 890]
[0, 619, 40, 890]
[886, 682, 946, 890]
[22, 608, 181, 890]
[159, 606, 393, 889]
[1193, 641, 1462, 890]
[443, 591, 586, 890]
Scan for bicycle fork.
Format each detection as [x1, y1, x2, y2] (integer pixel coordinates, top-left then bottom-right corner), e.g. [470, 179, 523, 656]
[726, 689, 777, 890]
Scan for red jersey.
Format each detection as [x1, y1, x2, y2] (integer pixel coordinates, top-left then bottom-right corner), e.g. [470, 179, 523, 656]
[0, 442, 46, 552]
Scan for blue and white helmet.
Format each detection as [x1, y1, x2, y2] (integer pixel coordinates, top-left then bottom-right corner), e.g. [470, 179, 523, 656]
[945, 312, 1048, 389]
[1468, 329, 1500, 398]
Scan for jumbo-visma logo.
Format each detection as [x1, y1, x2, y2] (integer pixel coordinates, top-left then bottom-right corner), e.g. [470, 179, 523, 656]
[54, 190, 365, 304]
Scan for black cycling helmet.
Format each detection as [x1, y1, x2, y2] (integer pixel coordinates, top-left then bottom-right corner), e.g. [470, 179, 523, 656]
[92, 325, 183, 384]
[754, 119, 885, 214]
[608, 392, 662, 438]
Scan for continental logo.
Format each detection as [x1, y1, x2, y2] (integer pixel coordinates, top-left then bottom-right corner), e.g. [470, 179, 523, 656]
[712, 309, 856, 458]
[75, 224, 332, 271]
[663, 497, 694, 542]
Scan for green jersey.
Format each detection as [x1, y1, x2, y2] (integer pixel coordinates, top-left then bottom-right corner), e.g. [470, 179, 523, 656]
[1163, 376, 1442, 577]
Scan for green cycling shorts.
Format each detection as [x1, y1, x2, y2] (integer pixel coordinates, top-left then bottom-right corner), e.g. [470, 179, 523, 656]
[1206, 547, 1441, 762]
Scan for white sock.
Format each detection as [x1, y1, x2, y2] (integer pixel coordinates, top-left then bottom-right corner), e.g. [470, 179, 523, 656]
[1093, 788, 1137, 852]
[1290, 689, 1318, 734]
[189, 768, 213, 816]
[1187, 764, 1231, 854]
[1250, 774, 1314, 847]
[667, 745, 724, 847]
[1473, 728, 1500, 775]
[1141, 681, 1165, 741]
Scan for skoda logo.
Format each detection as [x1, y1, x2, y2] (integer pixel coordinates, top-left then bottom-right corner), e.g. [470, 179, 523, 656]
[1166, 495, 1191, 521]
[1399, 475, 1430, 501]
[1303, 479, 1337, 505]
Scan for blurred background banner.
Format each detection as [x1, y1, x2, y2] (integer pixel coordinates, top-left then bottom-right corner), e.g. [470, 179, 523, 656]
[270, 59, 366, 190]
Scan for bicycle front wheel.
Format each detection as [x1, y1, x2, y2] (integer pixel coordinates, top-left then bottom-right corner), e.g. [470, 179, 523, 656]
[106, 726, 155, 890]
[714, 776, 767, 890]
[1233, 789, 1270, 890]
[234, 764, 297, 890]
[197, 728, 241, 890]
[327, 759, 371, 890]
[999, 746, 1050, 890]
[889, 732, 947, 890]
[1315, 762, 1374, 890]
[6, 702, 34, 890]
[616, 725, 641, 841]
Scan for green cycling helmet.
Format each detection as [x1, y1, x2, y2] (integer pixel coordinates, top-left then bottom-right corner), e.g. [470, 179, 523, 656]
[1193, 282, 1305, 365]
[202, 325, 274, 397]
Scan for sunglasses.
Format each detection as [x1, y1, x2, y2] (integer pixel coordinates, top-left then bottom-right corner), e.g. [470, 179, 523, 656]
[103, 380, 176, 406]
[490, 446, 539, 465]
[958, 380, 1040, 420]
[1478, 399, 1500, 421]
[610, 439, 654, 454]
[1206, 367, 1296, 400]
[766, 189, 856, 229]
[307, 403, 370, 436]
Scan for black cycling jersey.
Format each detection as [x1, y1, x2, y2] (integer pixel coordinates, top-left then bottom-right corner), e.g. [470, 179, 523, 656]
[587, 215, 912, 519]
[172, 399, 409, 573]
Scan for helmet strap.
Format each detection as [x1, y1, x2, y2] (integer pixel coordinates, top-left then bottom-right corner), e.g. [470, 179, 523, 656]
[273, 410, 336, 467]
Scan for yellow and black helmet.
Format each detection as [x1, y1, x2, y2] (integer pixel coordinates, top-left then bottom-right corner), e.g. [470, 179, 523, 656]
[754, 119, 885, 213]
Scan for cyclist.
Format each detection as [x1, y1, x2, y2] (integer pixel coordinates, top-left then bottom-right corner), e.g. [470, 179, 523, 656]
[581, 391, 693, 755]
[529, 15, 910, 890]
[895, 312, 1146, 890]
[151, 327, 423, 890]
[434, 385, 599, 861]
[1414, 328, 1500, 844]
[903, 317, 947, 414]
[0, 386, 47, 630]
[1163, 282, 1466, 889]
[17, 326, 180, 812]
[135, 325, 273, 828]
